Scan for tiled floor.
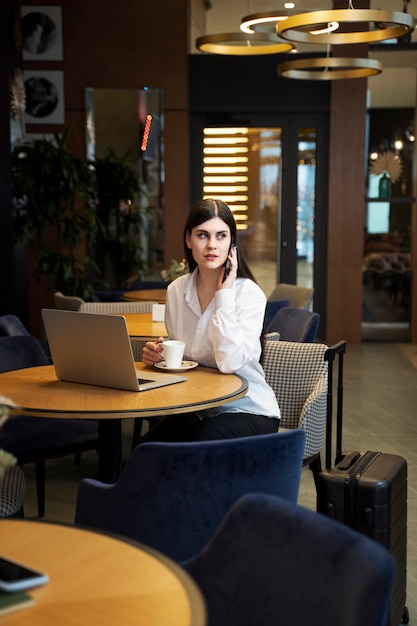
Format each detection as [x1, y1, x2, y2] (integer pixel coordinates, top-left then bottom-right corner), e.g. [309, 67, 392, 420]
[19, 342, 417, 624]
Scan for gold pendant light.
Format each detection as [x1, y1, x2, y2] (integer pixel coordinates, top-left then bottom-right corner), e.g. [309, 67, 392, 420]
[277, 56, 383, 80]
[195, 31, 293, 56]
[277, 8, 414, 45]
[240, 11, 291, 34]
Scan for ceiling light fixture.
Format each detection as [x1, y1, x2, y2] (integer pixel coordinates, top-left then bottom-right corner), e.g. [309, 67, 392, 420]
[277, 8, 414, 45]
[240, 11, 340, 36]
[277, 56, 383, 80]
[240, 11, 290, 34]
[309, 21, 339, 35]
[196, 31, 294, 55]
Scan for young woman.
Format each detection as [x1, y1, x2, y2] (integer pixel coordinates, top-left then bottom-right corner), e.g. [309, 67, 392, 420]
[141, 198, 280, 441]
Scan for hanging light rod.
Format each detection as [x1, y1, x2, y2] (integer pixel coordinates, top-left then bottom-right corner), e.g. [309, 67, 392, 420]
[277, 9, 414, 45]
[277, 56, 383, 80]
[195, 32, 294, 55]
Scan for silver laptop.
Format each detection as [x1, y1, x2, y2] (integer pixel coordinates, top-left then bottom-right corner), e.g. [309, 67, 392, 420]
[41, 308, 187, 392]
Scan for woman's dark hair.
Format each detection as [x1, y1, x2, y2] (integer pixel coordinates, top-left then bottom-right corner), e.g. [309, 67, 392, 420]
[183, 198, 256, 282]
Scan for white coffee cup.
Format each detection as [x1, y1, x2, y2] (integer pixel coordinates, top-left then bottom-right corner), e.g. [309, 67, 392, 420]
[162, 340, 185, 369]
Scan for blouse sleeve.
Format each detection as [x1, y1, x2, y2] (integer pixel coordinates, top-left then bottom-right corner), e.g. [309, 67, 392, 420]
[207, 280, 266, 373]
[164, 283, 176, 339]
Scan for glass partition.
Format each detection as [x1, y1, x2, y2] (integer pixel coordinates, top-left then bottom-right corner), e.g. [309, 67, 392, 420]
[296, 128, 316, 290]
[362, 107, 413, 341]
[85, 87, 164, 284]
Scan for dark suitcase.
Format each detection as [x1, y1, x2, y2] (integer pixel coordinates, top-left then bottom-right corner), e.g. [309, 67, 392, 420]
[317, 343, 409, 626]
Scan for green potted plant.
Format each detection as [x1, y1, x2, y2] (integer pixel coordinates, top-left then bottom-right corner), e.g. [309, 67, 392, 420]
[12, 130, 102, 301]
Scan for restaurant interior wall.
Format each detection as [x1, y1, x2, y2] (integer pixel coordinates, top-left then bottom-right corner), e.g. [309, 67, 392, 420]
[1, 0, 415, 343]
[2, 0, 190, 333]
[0, 1, 19, 323]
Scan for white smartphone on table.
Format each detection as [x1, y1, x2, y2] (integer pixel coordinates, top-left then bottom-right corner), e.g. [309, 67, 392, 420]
[0, 556, 48, 592]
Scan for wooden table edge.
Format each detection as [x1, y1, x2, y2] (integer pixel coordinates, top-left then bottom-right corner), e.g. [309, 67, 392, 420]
[7, 373, 248, 420]
[0, 519, 207, 626]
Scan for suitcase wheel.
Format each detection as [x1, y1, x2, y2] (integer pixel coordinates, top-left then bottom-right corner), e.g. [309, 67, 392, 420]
[400, 605, 409, 624]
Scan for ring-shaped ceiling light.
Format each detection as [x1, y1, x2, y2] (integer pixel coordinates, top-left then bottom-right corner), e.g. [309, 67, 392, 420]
[240, 10, 339, 36]
[195, 32, 294, 55]
[240, 11, 290, 34]
[277, 56, 383, 80]
[277, 9, 414, 45]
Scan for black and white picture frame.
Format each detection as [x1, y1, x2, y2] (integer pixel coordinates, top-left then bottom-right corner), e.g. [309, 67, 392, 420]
[21, 6, 63, 61]
[24, 70, 65, 124]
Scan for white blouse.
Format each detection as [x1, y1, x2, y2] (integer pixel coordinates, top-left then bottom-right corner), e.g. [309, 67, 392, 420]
[165, 269, 280, 419]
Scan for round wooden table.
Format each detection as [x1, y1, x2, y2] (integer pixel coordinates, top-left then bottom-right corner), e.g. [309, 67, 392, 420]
[122, 313, 167, 338]
[0, 519, 206, 626]
[122, 289, 167, 303]
[0, 365, 248, 483]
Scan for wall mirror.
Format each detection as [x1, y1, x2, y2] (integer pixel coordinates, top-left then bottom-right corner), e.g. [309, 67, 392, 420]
[85, 87, 164, 285]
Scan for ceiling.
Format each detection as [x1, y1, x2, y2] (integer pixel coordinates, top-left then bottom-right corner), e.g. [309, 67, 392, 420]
[193, 0, 417, 107]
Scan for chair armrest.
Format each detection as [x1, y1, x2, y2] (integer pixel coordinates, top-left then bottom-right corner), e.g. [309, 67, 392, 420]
[74, 478, 115, 527]
[298, 376, 328, 458]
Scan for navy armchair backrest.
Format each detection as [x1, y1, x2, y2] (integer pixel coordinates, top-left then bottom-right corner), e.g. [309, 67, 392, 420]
[75, 429, 305, 562]
[266, 306, 320, 342]
[0, 336, 50, 372]
[182, 493, 395, 626]
[0, 314, 31, 338]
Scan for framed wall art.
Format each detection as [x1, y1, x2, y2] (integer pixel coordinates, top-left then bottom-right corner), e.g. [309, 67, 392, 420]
[24, 70, 65, 124]
[24, 133, 56, 143]
[21, 6, 63, 61]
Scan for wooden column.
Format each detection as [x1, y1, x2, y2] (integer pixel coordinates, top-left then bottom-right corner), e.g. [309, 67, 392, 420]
[325, 1, 371, 344]
[326, 69, 368, 344]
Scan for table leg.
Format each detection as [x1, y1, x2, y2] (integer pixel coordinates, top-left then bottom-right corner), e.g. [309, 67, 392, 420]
[97, 419, 122, 483]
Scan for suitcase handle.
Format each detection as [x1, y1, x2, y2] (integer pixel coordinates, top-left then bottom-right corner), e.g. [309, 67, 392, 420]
[337, 452, 361, 471]
[324, 340, 347, 469]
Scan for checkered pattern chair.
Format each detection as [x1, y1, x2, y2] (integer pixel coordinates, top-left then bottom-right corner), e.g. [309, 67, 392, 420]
[0, 466, 25, 517]
[262, 339, 328, 484]
[79, 301, 155, 314]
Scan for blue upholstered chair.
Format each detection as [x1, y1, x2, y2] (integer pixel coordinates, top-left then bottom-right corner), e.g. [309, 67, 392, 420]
[0, 313, 51, 359]
[263, 299, 289, 332]
[0, 314, 31, 337]
[182, 493, 395, 626]
[0, 335, 98, 517]
[75, 429, 305, 562]
[265, 306, 320, 342]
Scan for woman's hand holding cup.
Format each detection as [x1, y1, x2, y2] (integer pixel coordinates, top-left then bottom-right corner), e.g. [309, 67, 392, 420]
[142, 337, 165, 365]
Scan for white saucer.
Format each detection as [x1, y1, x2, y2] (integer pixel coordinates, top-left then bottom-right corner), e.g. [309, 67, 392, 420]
[155, 360, 199, 372]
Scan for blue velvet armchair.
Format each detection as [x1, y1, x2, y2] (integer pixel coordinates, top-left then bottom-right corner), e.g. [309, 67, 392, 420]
[265, 306, 320, 342]
[75, 429, 305, 562]
[0, 335, 98, 517]
[182, 493, 395, 626]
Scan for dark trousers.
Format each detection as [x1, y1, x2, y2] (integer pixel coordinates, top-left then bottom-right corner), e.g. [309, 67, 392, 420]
[139, 412, 279, 444]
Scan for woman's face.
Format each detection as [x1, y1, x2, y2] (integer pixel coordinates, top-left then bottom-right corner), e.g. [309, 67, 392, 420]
[186, 217, 231, 272]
